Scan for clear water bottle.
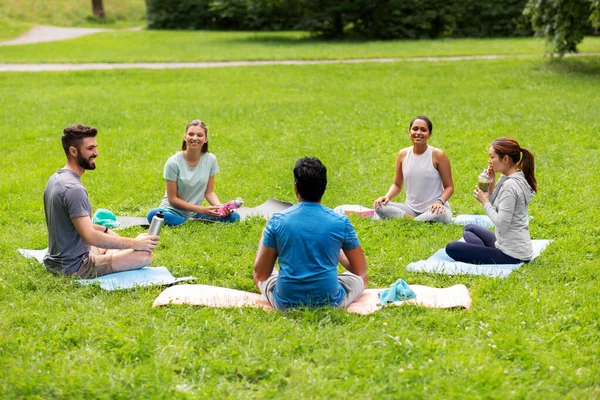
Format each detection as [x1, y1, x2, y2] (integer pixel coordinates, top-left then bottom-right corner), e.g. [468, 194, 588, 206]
[148, 211, 164, 236]
[216, 197, 243, 216]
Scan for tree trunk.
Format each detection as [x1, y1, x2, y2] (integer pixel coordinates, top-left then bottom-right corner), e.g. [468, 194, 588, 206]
[92, 0, 106, 19]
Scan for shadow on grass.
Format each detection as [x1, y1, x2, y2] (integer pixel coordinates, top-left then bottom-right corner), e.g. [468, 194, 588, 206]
[544, 56, 600, 76]
[225, 33, 384, 46]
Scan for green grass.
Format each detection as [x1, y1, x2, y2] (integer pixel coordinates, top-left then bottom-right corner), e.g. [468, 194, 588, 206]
[1, 31, 600, 63]
[0, 19, 31, 41]
[1, 57, 599, 398]
[0, 0, 145, 28]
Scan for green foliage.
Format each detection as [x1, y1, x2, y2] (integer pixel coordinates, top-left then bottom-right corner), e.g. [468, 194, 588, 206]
[297, 0, 532, 39]
[524, 0, 598, 57]
[145, 0, 532, 39]
[1, 55, 600, 397]
[591, 0, 600, 29]
[145, 0, 303, 30]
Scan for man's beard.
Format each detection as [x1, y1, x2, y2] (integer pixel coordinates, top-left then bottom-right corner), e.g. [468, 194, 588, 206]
[77, 153, 96, 170]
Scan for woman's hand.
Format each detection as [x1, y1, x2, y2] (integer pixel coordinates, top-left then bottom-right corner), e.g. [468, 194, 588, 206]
[198, 205, 219, 217]
[428, 200, 445, 214]
[217, 205, 233, 217]
[474, 186, 489, 205]
[373, 196, 389, 208]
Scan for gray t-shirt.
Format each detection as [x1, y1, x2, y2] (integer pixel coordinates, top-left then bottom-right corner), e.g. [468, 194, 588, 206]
[43, 169, 92, 275]
[158, 152, 220, 218]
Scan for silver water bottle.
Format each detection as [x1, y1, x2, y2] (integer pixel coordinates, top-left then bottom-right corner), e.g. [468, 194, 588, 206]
[148, 211, 164, 236]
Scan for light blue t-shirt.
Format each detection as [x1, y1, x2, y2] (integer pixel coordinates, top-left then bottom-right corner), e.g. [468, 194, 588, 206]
[159, 152, 219, 218]
[262, 202, 360, 310]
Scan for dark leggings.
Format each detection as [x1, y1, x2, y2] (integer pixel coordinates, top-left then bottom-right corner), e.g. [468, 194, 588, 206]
[445, 224, 523, 264]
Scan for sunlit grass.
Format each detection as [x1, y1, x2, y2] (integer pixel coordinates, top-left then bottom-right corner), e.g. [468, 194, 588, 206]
[0, 57, 599, 397]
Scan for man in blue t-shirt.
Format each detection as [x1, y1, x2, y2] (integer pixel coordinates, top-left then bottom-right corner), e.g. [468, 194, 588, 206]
[253, 157, 369, 310]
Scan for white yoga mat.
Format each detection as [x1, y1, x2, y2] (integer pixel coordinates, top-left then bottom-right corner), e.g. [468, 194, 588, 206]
[18, 248, 195, 290]
[405, 239, 552, 278]
[152, 283, 472, 315]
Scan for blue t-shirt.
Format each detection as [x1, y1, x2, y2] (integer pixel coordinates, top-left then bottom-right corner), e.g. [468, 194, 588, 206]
[262, 202, 360, 310]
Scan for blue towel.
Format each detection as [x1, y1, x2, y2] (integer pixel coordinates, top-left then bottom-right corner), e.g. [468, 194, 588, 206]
[378, 278, 416, 306]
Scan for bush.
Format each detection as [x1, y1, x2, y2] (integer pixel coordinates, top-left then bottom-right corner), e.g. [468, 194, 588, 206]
[146, 0, 215, 30]
[146, 0, 302, 30]
[147, 0, 534, 39]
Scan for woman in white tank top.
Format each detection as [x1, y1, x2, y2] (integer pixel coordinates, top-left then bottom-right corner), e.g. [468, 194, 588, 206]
[373, 116, 454, 222]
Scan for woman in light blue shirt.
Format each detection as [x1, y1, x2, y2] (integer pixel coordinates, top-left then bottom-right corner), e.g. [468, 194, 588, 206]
[147, 120, 240, 226]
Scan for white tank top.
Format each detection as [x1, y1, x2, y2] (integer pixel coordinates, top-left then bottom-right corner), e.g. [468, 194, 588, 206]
[403, 145, 444, 213]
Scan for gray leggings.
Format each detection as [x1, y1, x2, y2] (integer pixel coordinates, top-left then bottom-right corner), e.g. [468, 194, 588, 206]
[375, 202, 452, 223]
[258, 269, 365, 310]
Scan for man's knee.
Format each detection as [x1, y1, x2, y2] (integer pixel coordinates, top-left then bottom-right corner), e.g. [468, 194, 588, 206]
[140, 250, 153, 266]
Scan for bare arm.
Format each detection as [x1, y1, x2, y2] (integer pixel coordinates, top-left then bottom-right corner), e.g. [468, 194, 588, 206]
[72, 216, 158, 251]
[253, 235, 277, 288]
[203, 176, 233, 217]
[374, 150, 406, 208]
[434, 149, 454, 202]
[428, 149, 454, 213]
[340, 246, 368, 286]
[203, 176, 221, 205]
[166, 179, 218, 217]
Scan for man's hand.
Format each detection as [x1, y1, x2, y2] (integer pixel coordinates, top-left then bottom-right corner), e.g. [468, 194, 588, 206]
[133, 233, 159, 251]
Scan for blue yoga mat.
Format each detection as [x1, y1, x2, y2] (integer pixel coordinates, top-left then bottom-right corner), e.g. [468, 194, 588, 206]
[405, 239, 552, 278]
[18, 248, 195, 290]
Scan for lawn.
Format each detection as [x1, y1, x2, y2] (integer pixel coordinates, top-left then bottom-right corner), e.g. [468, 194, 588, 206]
[0, 0, 145, 29]
[0, 56, 599, 397]
[1, 30, 600, 63]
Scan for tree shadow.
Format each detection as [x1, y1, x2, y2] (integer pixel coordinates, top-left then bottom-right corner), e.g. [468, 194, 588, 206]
[226, 33, 379, 46]
[544, 56, 600, 76]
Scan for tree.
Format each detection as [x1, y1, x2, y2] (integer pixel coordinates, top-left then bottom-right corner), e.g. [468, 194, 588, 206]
[591, 0, 600, 29]
[524, 0, 600, 57]
[92, 0, 106, 19]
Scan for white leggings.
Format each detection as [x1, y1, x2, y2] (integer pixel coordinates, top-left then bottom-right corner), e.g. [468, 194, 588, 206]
[375, 202, 452, 223]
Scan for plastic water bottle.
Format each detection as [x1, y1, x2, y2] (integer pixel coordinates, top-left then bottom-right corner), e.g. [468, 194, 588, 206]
[217, 198, 243, 216]
[148, 211, 164, 236]
[477, 171, 494, 192]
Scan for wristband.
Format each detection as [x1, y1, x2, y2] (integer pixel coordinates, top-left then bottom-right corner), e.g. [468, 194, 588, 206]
[104, 226, 109, 233]
[436, 197, 446, 205]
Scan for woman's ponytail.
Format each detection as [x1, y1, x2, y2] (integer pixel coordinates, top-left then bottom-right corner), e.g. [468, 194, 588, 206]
[491, 137, 538, 193]
[518, 147, 537, 193]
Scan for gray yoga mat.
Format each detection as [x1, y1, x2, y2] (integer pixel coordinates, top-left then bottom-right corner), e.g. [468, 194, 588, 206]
[236, 198, 293, 221]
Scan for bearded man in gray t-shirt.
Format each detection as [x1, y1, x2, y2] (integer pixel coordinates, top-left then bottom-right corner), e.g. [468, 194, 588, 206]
[43, 124, 159, 278]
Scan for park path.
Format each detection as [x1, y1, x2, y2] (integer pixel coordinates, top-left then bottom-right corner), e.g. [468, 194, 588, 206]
[1, 53, 599, 72]
[0, 25, 598, 71]
[0, 25, 143, 46]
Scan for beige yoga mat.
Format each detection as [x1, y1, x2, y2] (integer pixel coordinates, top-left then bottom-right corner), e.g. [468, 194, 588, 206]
[152, 284, 471, 315]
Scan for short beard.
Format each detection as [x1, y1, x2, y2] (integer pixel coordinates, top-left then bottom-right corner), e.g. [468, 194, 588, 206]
[77, 153, 96, 170]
